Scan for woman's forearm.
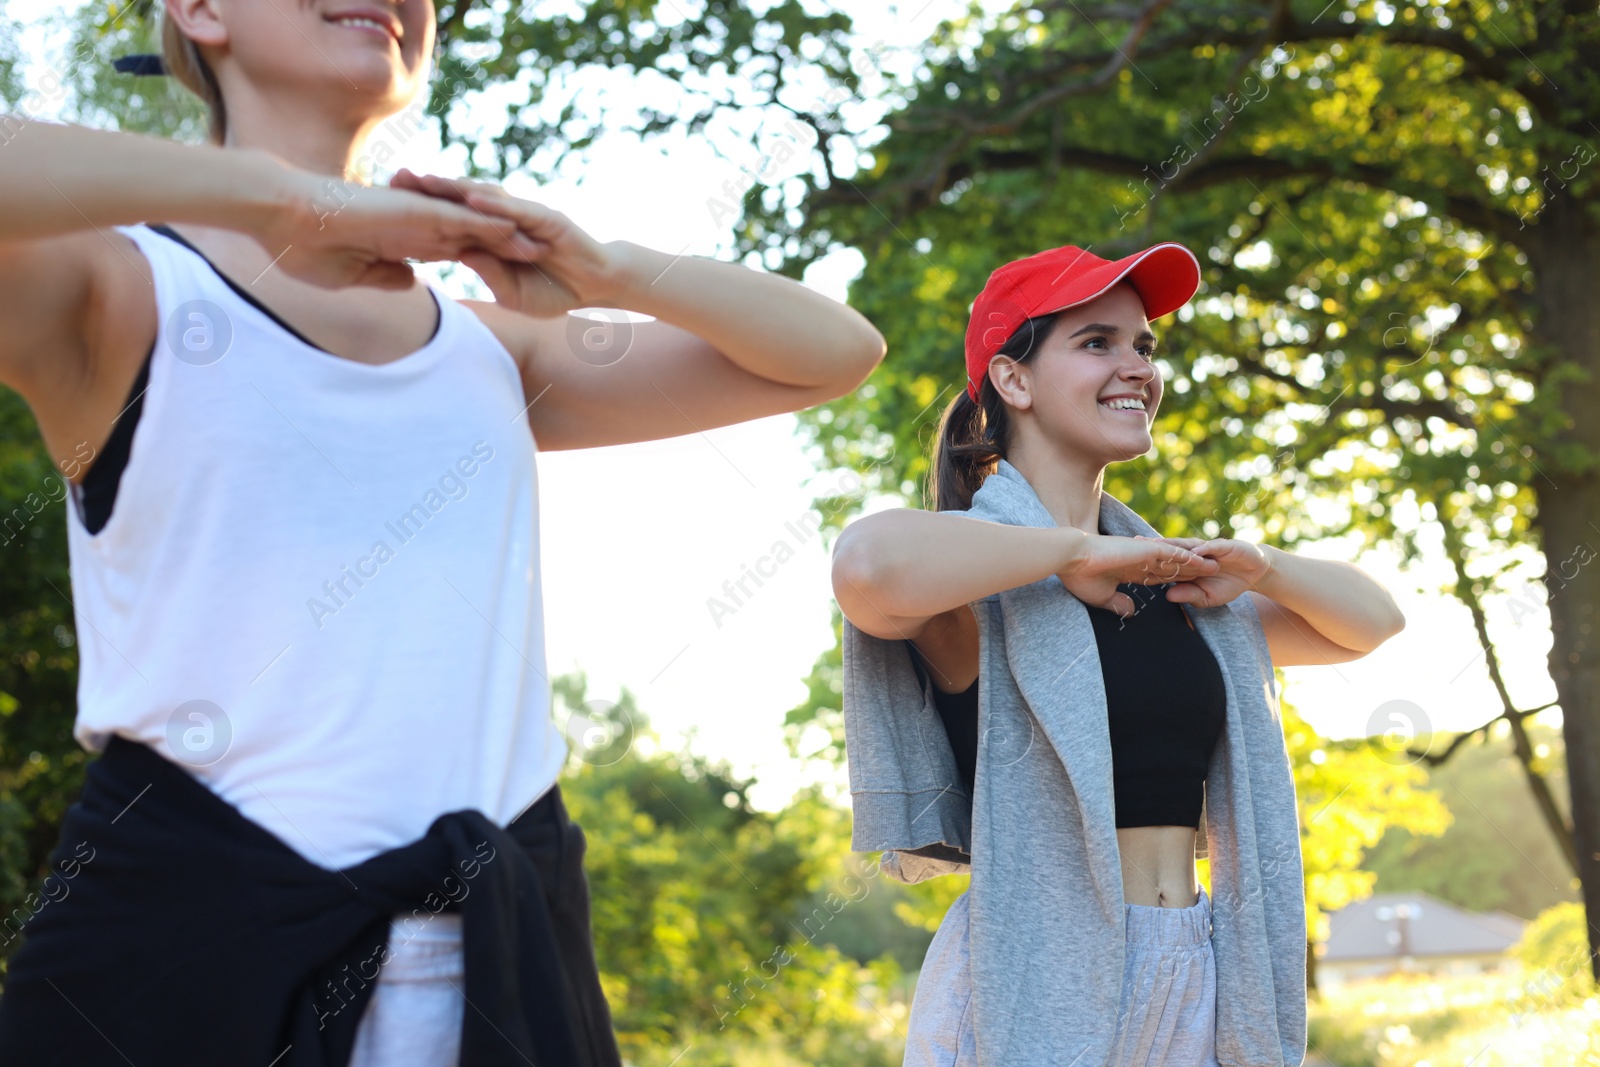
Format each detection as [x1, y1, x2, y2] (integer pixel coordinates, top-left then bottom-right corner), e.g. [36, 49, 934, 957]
[833, 509, 1087, 620]
[1254, 546, 1405, 651]
[602, 240, 886, 390]
[0, 118, 291, 242]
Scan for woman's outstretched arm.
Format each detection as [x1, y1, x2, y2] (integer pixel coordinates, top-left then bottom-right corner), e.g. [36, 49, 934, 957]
[0, 118, 287, 242]
[0, 117, 542, 402]
[0, 119, 275, 403]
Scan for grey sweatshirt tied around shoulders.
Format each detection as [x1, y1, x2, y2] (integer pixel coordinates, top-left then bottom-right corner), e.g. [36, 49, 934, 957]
[842, 459, 1307, 1066]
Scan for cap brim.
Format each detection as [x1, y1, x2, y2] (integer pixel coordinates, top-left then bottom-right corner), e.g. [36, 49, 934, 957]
[1035, 242, 1200, 322]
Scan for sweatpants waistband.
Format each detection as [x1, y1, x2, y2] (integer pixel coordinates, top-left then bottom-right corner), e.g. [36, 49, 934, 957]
[1123, 885, 1212, 947]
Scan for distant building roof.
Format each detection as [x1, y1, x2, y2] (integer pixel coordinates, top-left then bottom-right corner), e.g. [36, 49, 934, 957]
[1322, 891, 1527, 962]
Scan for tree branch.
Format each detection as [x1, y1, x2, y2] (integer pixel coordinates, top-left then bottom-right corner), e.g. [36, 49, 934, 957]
[893, 5, 1561, 135]
[1417, 495, 1582, 875]
[871, 142, 1526, 242]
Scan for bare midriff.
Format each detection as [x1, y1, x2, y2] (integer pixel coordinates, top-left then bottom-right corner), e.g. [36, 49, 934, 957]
[1116, 825, 1201, 907]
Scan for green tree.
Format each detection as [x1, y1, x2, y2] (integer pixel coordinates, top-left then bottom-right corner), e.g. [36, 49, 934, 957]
[1366, 718, 1578, 920]
[0, 389, 85, 974]
[737, 0, 1600, 979]
[552, 675, 904, 1066]
[0, 4, 24, 107]
[1288, 703, 1450, 990]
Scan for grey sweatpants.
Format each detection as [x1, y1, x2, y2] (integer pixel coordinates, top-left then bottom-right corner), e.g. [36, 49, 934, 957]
[904, 886, 1219, 1067]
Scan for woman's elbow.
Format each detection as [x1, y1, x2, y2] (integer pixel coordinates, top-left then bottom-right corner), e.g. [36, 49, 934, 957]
[1383, 602, 1406, 641]
[1364, 597, 1406, 652]
[831, 525, 880, 599]
[830, 324, 886, 399]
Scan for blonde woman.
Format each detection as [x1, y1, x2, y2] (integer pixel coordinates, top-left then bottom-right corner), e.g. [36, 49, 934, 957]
[833, 243, 1403, 1066]
[0, 4, 884, 1064]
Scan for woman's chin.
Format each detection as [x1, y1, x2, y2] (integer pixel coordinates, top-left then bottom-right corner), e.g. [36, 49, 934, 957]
[310, 54, 420, 100]
[1110, 432, 1155, 462]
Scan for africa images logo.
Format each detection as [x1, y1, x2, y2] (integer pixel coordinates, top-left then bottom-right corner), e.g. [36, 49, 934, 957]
[306, 441, 496, 629]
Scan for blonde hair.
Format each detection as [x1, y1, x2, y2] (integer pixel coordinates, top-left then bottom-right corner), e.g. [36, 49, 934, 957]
[160, 13, 227, 145]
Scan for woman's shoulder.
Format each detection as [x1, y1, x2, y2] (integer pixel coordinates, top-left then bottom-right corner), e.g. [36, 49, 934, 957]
[0, 226, 156, 472]
[457, 297, 535, 370]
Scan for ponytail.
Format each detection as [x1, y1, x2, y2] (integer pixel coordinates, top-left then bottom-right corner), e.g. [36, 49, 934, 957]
[161, 14, 227, 145]
[927, 313, 1061, 512]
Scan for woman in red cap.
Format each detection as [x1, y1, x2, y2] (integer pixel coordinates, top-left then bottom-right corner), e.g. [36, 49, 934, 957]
[0, 3, 883, 1064]
[833, 242, 1404, 1065]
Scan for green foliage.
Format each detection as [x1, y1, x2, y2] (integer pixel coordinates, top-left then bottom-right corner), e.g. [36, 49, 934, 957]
[0, 3, 25, 109]
[1512, 901, 1595, 1002]
[1285, 700, 1451, 945]
[428, 0, 858, 180]
[40, 4, 207, 140]
[757, 0, 1600, 541]
[1364, 719, 1578, 920]
[553, 675, 905, 1065]
[770, 0, 1600, 772]
[760, 0, 1599, 969]
[1307, 971, 1600, 1067]
[0, 394, 85, 975]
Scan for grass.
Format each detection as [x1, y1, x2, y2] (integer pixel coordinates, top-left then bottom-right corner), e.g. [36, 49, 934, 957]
[1308, 971, 1600, 1067]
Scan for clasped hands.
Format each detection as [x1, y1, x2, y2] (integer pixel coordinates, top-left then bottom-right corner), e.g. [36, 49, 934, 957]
[266, 158, 626, 316]
[1132, 535, 1274, 608]
[388, 168, 623, 317]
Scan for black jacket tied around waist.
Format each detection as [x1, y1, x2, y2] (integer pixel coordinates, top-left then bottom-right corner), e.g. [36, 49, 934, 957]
[0, 734, 623, 1067]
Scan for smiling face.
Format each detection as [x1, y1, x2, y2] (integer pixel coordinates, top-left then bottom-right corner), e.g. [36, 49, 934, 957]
[989, 282, 1164, 465]
[172, 0, 437, 125]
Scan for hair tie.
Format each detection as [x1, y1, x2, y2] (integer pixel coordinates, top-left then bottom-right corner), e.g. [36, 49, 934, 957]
[113, 54, 169, 77]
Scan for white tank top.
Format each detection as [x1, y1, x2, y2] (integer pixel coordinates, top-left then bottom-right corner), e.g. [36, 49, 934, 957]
[64, 224, 567, 870]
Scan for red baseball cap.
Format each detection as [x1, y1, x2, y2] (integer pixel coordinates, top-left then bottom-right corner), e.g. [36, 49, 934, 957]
[963, 243, 1201, 401]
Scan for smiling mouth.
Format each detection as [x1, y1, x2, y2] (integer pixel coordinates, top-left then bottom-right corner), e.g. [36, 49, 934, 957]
[324, 15, 401, 42]
[1099, 400, 1149, 415]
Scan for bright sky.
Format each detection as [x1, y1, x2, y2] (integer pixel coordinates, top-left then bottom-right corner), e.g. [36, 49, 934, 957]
[8, 0, 1566, 810]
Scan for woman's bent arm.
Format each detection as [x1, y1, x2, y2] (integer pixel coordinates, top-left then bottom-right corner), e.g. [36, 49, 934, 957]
[834, 509, 1224, 642]
[606, 242, 884, 392]
[1249, 547, 1405, 658]
[832, 511, 1088, 639]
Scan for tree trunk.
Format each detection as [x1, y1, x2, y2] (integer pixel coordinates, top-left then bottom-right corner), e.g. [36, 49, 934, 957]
[1437, 506, 1580, 872]
[1528, 198, 1600, 983]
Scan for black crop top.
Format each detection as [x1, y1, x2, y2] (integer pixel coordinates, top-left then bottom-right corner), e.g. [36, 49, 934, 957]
[921, 580, 1227, 829]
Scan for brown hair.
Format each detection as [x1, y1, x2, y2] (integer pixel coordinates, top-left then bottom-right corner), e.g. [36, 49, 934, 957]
[926, 313, 1061, 512]
[161, 13, 227, 144]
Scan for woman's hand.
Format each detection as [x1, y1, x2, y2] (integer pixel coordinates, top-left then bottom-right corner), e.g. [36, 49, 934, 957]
[387, 169, 624, 316]
[1133, 536, 1273, 608]
[1058, 534, 1222, 617]
[247, 155, 547, 290]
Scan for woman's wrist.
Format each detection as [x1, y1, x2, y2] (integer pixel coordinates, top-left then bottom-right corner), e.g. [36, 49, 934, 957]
[1055, 526, 1091, 578]
[1247, 544, 1283, 593]
[598, 240, 675, 310]
[230, 148, 318, 242]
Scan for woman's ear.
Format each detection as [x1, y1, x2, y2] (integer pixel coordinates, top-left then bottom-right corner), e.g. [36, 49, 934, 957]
[165, 0, 229, 49]
[988, 355, 1032, 412]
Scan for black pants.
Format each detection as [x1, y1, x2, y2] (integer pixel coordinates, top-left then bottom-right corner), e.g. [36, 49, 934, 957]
[0, 736, 623, 1067]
